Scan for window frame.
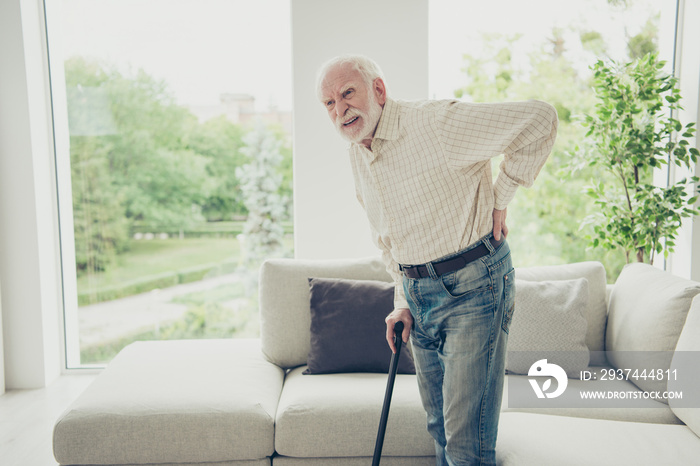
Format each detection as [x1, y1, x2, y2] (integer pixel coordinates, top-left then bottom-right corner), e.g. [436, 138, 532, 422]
[34, 0, 700, 374]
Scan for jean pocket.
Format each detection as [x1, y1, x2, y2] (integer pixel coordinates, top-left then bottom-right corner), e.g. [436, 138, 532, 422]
[501, 268, 516, 333]
[439, 260, 491, 299]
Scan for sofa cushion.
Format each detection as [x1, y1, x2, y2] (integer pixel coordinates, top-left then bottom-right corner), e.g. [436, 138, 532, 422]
[304, 277, 415, 375]
[669, 295, 700, 437]
[259, 257, 392, 369]
[515, 261, 608, 365]
[275, 367, 434, 458]
[606, 263, 700, 396]
[53, 339, 284, 465]
[496, 412, 700, 466]
[273, 458, 435, 465]
[507, 278, 589, 377]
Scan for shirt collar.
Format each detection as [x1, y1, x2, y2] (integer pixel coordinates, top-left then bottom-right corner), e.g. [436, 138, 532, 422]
[372, 97, 400, 142]
[349, 98, 400, 160]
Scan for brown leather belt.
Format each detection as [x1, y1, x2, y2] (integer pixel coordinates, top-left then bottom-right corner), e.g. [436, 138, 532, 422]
[400, 236, 504, 279]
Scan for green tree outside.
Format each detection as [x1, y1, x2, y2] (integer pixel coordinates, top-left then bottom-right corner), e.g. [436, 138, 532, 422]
[64, 57, 293, 279]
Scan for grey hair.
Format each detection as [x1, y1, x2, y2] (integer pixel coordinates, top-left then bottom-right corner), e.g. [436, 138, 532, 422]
[315, 54, 386, 102]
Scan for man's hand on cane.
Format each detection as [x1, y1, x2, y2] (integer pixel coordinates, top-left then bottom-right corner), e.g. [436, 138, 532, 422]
[385, 308, 413, 354]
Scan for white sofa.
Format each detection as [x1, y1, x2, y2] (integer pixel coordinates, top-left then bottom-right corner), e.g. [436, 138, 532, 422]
[53, 257, 700, 466]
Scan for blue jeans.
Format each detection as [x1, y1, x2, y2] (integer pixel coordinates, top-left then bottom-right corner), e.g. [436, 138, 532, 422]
[402, 235, 515, 466]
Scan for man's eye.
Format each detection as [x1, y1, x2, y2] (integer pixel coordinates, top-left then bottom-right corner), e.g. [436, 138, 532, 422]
[343, 89, 354, 98]
[326, 100, 334, 108]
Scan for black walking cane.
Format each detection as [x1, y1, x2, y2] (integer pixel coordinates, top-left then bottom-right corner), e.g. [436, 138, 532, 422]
[372, 321, 404, 466]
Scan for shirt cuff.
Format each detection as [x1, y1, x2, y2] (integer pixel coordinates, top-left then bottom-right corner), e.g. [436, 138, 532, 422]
[394, 281, 410, 310]
[494, 171, 519, 210]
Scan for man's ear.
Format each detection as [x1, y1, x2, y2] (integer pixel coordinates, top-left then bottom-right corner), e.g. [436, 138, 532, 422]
[373, 77, 387, 106]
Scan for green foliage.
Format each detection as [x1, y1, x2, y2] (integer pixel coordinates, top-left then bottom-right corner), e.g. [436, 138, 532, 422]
[186, 116, 248, 221]
[64, 57, 294, 278]
[71, 136, 130, 273]
[455, 30, 628, 279]
[581, 31, 607, 56]
[627, 15, 659, 60]
[95, 63, 209, 231]
[454, 34, 522, 102]
[581, 53, 699, 264]
[235, 123, 289, 266]
[124, 147, 209, 231]
[66, 57, 208, 272]
[452, 10, 694, 279]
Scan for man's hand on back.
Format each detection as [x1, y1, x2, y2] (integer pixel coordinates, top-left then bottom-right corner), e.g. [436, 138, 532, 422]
[493, 208, 508, 241]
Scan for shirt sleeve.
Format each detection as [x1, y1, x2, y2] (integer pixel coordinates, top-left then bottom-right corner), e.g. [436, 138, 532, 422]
[436, 99, 558, 209]
[353, 185, 410, 310]
[377, 235, 410, 310]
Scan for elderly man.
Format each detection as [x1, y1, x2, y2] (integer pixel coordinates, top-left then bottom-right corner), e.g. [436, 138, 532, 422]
[316, 55, 557, 466]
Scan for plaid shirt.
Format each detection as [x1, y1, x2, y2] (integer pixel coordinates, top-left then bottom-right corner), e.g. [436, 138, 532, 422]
[349, 97, 558, 309]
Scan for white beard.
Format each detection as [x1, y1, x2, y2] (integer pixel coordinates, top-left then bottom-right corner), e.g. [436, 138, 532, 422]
[334, 92, 383, 144]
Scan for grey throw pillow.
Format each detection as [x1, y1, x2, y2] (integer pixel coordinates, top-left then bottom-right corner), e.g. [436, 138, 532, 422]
[304, 277, 415, 375]
[507, 278, 590, 377]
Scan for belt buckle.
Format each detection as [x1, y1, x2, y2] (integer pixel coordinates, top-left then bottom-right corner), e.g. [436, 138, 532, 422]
[402, 264, 421, 278]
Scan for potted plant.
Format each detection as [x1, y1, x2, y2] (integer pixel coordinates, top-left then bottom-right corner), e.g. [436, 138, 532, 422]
[580, 52, 699, 264]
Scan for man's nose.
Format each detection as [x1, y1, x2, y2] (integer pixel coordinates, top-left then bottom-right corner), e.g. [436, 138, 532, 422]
[335, 100, 348, 118]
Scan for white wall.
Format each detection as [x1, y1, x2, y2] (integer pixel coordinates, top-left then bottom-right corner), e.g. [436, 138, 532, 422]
[291, 0, 429, 260]
[0, 0, 62, 389]
[0, 281, 4, 395]
[668, 0, 700, 281]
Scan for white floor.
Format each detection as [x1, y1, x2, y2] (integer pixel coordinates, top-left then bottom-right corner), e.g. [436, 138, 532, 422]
[0, 374, 98, 466]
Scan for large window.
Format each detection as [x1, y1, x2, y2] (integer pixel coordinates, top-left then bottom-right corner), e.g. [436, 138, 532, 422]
[48, 0, 293, 367]
[430, 0, 678, 280]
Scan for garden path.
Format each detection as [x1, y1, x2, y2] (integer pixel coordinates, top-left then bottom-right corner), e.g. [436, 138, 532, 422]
[77, 273, 242, 347]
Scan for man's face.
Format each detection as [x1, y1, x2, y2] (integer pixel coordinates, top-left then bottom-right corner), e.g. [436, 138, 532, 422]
[320, 65, 385, 147]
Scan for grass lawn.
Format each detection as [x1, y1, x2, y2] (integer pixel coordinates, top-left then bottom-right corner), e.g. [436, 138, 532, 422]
[76, 235, 292, 363]
[77, 238, 242, 293]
